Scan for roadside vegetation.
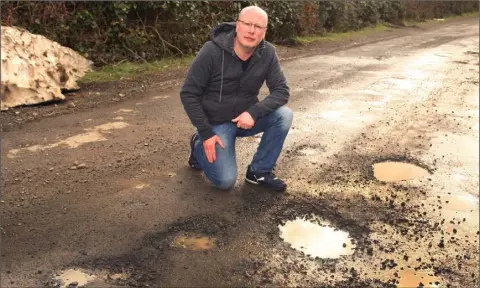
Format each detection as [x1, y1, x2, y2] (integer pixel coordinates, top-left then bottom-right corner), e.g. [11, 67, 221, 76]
[2, 1, 476, 83]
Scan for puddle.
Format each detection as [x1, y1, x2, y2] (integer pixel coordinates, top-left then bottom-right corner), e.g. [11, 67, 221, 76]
[404, 68, 428, 80]
[452, 173, 466, 181]
[291, 87, 305, 93]
[365, 94, 385, 102]
[278, 217, 355, 259]
[114, 108, 136, 114]
[152, 95, 170, 100]
[332, 100, 349, 107]
[442, 193, 478, 212]
[397, 269, 441, 287]
[172, 234, 217, 251]
[389, 78, 414, 90]
[299, 147, 317, 155]
[54, 269, 96, 287]
[134, 183, 150, 189]
[372, 161, 430, 182]
[109, 273, 129, 280]
[8, 122, 128, 158]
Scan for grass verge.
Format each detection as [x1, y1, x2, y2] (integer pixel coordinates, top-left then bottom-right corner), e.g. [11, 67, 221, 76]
[404, 11, 478, 27]
[296, 23, 389, 44]
[79, 56, 194, 84]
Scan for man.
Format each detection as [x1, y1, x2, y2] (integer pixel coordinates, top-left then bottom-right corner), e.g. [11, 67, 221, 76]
[180, 6, 292, 191]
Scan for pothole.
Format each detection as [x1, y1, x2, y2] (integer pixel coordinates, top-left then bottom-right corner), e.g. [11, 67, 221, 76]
[397, 269, 442, 287]
[114, 108, 136, 114]
[134, 183, 150, 189]
[372, 161, 430, 182]
[152, 95, 170, 100]
[278, 217, 355, 259]
[442, 193, 478, 212]
[8, 121, 129, 158]
[53, 269, 96, 287]
[172, 233, 217, 251]
[109, 272, 129, 280]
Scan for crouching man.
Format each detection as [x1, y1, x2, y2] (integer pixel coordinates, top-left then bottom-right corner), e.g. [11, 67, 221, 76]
[180, 6, 293, 191]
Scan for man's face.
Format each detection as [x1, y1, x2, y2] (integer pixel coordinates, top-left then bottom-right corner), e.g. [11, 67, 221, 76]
[235, 11, 267, 49]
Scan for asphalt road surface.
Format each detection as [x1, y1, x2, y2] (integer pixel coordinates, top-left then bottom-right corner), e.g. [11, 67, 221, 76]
[1, 17, 479, 288]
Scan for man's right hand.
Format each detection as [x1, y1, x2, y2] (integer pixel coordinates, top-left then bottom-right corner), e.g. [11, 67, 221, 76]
[203, 135, 225, 163]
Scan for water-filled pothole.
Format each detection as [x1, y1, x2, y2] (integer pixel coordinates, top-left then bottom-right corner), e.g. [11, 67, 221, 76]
[278, 217, 355, 259]
[172, 234, 217, 251]
[109, 273, 129, 280]
[373, 161, 430, 182]
[442, 193, 478, 212]
[54, 269, 96, 287]
[397, 269, 442, 287]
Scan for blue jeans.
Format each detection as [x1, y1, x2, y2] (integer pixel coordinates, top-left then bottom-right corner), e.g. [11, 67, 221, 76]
[193, 106, 293, 190]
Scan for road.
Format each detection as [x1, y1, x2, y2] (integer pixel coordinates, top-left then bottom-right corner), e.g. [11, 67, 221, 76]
[1, 17, 479, 288]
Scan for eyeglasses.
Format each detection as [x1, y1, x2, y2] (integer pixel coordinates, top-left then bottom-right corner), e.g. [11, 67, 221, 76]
[237, 19, 267, 31]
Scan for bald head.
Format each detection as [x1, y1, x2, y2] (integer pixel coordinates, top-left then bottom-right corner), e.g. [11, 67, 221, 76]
[239, 6, 268, 25]
[235, 5, 268, 51]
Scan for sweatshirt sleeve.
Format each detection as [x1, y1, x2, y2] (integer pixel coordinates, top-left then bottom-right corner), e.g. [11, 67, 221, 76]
[246, 46, 290, 121]
[180, 42, 216, 140]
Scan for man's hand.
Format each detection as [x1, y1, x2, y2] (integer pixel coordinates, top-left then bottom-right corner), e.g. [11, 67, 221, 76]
[203, 135, 225, 163]
[232, 112, 255, 130]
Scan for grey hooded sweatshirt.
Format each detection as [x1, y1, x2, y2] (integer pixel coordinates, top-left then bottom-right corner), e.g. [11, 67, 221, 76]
[180, 22, 290, 140]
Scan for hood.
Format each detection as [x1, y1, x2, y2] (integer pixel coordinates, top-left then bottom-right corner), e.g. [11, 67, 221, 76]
[210, 22, 236, 53]
[210, 22, 267, 54]
[209, 22, 266, 103]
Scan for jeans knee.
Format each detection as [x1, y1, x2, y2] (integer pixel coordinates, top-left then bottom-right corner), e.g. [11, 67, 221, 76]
[214, 175, 237, 190]
[212, 170, 237, 190]
[278, 106, 293, 130]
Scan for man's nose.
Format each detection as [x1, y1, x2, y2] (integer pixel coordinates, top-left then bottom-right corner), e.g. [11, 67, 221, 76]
[247, 25, 255, 33]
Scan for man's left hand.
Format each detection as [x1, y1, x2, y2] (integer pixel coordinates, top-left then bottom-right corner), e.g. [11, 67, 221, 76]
[232, 112, 255, 130]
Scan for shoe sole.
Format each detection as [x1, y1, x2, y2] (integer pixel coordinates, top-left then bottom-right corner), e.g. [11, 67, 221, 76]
[245, 178, 259, 185]
[188, 134, 202, 170]
[188, 155, 202, 170]
[244, 178, 286, 191]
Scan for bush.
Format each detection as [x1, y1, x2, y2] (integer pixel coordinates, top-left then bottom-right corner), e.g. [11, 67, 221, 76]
[1, 1, 477, 66]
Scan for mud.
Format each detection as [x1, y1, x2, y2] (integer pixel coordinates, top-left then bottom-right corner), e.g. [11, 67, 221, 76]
[1, 16, 479, 288]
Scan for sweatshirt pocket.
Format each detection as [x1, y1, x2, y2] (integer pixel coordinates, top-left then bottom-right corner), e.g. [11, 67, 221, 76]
[202, 97, 234, 123]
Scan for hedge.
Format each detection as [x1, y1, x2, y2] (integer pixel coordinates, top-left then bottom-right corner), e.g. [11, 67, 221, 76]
[1, 1, 477, 66]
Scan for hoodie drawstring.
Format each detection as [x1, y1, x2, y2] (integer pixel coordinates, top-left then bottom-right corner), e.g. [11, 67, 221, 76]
[219, 50, 224, 103]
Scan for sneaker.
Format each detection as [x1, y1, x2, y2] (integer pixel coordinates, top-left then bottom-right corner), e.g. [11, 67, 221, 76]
[188, 133, 202, 170]
[245, 165, 286, 191]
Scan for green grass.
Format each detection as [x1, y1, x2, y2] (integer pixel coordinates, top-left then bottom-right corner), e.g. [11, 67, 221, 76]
[80, 55, 194, 84]
[296, 23, 389, 44]
[443, 11, 479, 20]
[404, 11, 479, 27]
[298, 11, 478, 44]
